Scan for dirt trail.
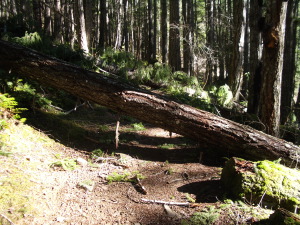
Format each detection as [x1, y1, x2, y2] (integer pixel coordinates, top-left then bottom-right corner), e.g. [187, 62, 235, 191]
[0, 107, 272, 225]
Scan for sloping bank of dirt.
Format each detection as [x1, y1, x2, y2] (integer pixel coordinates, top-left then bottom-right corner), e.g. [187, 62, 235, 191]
[0, 107, 273, 225]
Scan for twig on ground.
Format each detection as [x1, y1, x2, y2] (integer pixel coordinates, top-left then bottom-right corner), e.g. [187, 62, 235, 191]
[0, 214, 15, 225]
[94, 157, 116, 163]
[140, 198, 189, 206]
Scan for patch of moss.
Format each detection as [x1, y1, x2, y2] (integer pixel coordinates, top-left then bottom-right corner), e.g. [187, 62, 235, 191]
[221, 158, 300, 213]
[0, 164, 36, 221]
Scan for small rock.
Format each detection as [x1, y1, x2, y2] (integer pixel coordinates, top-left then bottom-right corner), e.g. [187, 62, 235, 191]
[76, 157, 88, 166]
[56, 216, 66, 222]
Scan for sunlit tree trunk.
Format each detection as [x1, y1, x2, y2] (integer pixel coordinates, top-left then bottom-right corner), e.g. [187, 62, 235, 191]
[114, 0, 124, 49]
[169, 0, 181, 71]
[280, 0, 299, 125]
[228, 0, 245, 102]
[44, 0, 52, 36]
[74, 0, 89, 53]
[259, 1, 287, 137]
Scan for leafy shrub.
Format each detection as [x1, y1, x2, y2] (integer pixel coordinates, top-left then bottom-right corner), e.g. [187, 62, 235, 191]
[181, 206, 220, 225]
[49, 158, 79, 171]
[0, 93, 27, 129]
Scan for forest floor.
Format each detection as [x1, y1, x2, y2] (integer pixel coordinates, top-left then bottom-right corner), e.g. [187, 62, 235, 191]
[0, 105, 273, 225]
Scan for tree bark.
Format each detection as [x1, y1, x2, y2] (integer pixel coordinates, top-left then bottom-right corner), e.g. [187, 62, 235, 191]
[259, 1, 287, 137]
[0, 40, 299, 166]
[160, 0, 167, 64]
[280, 0, 298, 125]
[169, 0, 181, 71]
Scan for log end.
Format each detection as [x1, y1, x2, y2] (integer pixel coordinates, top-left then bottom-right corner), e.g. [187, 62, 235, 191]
[221, 157, 300, 213]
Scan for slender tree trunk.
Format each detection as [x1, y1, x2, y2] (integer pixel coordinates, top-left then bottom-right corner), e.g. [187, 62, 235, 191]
[228, 0, 245, 102]
[114, 0, 124, 50]
[248, 0, 262, 115]
[44, 0, 52, 36]
[53, 0, 62, 42]
[32, 0, 42, 31]
[280, 0, 299, 125]
[122, 0, 129, 51]
[99, 0, 106, 51]
[84, 0, 94, 50]
[259, 1, 287, 137]
[0, 40, 299, 166]
[160, 0, 167, 64]
[147, 0, 155, 63]
[169, 0, 181, 71]
[205, 0, 214, 85]
[74, 0, 89, 53]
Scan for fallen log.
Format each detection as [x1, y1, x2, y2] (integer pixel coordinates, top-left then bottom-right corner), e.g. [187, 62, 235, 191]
[221, 158, 300, 213]
[0, 40, 299, 166]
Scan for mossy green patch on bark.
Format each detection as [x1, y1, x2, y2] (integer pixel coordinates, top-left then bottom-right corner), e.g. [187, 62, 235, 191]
[221, 158, 300, 213]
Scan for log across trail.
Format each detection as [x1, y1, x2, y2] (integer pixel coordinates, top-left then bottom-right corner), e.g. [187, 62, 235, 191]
[0, 40, 299, 166]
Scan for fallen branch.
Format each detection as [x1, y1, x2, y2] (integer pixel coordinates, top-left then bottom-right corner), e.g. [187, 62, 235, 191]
[0, 214, 15, 225]
[140, 198, 190, 206]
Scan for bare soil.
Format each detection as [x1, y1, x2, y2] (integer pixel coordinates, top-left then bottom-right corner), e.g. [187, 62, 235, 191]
[1, 106, 272, 225]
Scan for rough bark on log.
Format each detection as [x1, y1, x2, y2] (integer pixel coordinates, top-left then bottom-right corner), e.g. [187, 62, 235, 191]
[221, 158, 300, 213]
[0, 40, 299, 166]
[268, 208, 300, 224]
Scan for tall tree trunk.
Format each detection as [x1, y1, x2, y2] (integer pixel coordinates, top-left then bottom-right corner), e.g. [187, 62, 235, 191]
[44, 0, 52, 36]
[169, 0, 181, 71]
[147, 0, 155, 63]
[259, 1, 287, 137]
[32, 0, 42, 31]
[160, 0, 167, 64]
[114, 0, 124, 50]
[122, 0, 129, 51]
[280, 0, 299, 125]
[228, 0, 245, 102]
[205, 0, 215, 85]
[99, 0, 106, 51]
[248, 0, 263, 115]
[53, 0, 62, 42]
[0, 40, 299, 166]
[74, 0, 89, 53]
[84, 0, 94, 50]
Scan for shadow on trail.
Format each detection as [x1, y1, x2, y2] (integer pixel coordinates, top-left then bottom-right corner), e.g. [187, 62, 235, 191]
[178, 180, 224, 203]
[24, 107, 228, 167]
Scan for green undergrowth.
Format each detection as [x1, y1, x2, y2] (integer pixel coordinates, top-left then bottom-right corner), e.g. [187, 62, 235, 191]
[106, 171, 145, 184]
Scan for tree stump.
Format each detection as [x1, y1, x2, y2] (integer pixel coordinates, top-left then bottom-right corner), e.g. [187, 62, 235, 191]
[221, 157, 300, 213]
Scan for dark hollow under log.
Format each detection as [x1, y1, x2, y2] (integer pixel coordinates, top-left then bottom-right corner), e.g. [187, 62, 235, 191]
[0, 40, 299, 166]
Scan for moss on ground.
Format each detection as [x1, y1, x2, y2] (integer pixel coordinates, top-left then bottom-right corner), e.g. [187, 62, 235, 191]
[0, 119, 60, 223]
[221, 158, 300, 213]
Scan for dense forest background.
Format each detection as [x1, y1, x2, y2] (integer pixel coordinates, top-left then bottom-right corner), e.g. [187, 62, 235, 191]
[0, 0, 299, 142]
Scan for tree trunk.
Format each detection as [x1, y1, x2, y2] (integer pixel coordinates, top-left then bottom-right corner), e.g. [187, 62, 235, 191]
[99, 0, 106, 51]
[74, 0, 89, 53]
[169, 0, 181, 71]
[280, 0, 298, 125]
[0, 40, 299, 166]
[247, 0, 262, 115]
[160, 0, 167, 64]
[259, 1, 287, 137]
[228, 0, 245, 102]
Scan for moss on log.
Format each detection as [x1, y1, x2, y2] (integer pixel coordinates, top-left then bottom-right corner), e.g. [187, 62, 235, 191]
[221, 158, 300, 213]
